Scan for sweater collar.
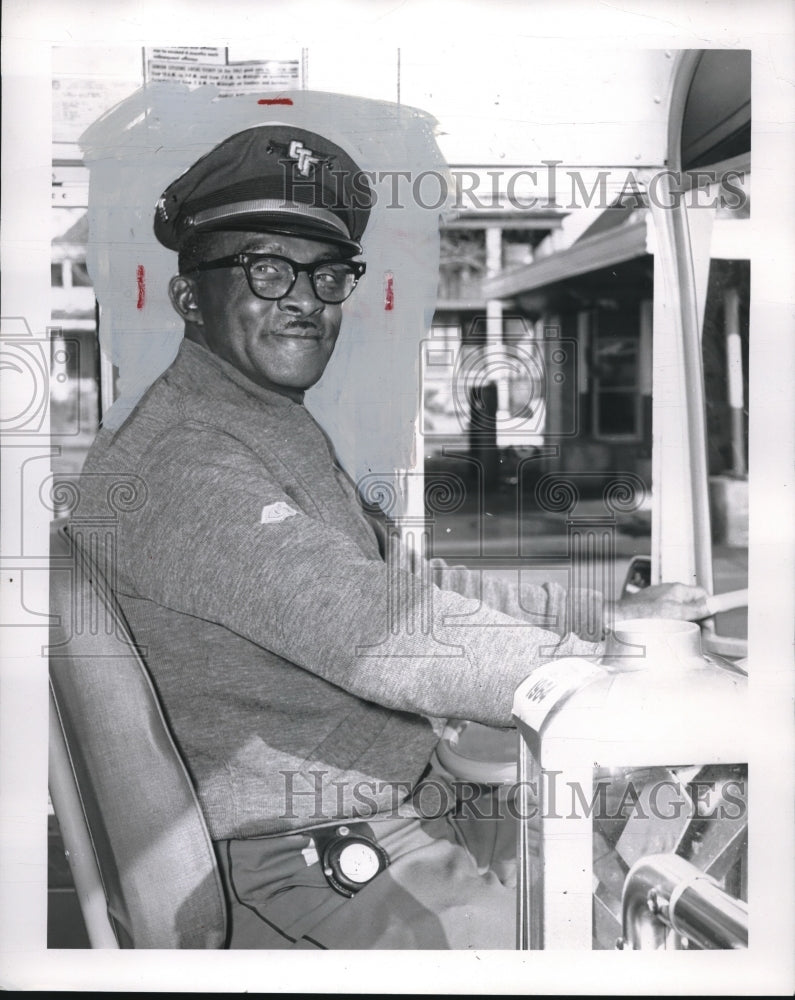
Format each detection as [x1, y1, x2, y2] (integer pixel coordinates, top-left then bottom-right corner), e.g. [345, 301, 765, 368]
[175, 338, 303, 409]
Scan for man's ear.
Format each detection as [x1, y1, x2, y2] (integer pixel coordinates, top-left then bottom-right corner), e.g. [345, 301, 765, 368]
[168, 275, 203, 325]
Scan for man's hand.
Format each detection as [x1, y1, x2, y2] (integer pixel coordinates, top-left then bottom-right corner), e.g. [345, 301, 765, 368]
[606, 582, 710, 626]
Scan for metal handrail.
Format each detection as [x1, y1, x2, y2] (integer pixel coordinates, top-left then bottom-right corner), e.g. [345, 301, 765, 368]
[621, 853, 748, 950]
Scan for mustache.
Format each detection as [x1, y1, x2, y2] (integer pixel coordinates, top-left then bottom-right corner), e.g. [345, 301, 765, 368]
[280, 319, 320, 332]
[279, 318, 321, 333]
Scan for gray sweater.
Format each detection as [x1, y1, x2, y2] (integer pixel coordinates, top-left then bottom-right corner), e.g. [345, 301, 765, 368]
[78, 339, 601, 839]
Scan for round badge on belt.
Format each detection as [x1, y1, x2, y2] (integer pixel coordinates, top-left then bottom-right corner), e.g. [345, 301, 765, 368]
[320, 826, 390, 897]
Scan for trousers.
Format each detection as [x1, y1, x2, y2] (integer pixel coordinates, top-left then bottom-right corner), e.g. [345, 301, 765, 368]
[216, 784, 524, 950]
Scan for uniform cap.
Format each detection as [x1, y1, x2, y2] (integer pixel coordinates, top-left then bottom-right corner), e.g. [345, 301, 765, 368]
[154, 125, 372, 256]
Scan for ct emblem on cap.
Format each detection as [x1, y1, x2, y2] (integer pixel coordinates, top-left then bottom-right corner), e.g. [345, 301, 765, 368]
[288, 140, 325, 177]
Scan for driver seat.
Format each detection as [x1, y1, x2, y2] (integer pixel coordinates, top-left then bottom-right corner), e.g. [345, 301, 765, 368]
[48, 517, 228, 948]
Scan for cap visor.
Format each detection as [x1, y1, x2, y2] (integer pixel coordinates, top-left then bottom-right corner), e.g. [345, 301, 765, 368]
[194, 212, 362, 257]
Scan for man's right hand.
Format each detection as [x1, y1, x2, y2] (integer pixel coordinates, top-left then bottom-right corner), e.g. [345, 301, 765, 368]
[605, 582, 710, 627]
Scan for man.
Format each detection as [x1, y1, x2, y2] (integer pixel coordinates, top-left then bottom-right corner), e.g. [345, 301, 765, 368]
[79, 123, 708, 949]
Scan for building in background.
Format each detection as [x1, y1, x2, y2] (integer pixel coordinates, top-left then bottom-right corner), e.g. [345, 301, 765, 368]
[423, 197, 566, 499]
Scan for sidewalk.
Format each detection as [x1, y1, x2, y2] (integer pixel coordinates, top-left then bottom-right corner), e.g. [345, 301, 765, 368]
[425, 498, 652, 563]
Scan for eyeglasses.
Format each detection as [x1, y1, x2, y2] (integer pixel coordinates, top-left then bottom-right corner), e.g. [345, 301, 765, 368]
[195, 252, 366, 304]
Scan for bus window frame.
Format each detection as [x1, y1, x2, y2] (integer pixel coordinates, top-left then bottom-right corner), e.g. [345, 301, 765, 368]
[650, 49, 750, 659]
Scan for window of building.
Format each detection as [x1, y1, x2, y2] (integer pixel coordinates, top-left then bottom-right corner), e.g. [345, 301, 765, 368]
[591, 308, 642, 441]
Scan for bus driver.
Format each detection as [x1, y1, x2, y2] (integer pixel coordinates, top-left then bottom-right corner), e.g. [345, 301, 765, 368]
[78, 123, 709, 949]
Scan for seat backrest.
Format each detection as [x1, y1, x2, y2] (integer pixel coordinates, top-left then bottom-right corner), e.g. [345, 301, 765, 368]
[48, 518, 228, 948]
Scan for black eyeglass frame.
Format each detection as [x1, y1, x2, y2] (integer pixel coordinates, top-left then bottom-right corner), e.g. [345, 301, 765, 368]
[194, 252, 367, 303]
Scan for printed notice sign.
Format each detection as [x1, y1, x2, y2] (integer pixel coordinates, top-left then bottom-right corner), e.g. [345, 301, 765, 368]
[146, 46, 227, 64]
[145, 49, 301, 95]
